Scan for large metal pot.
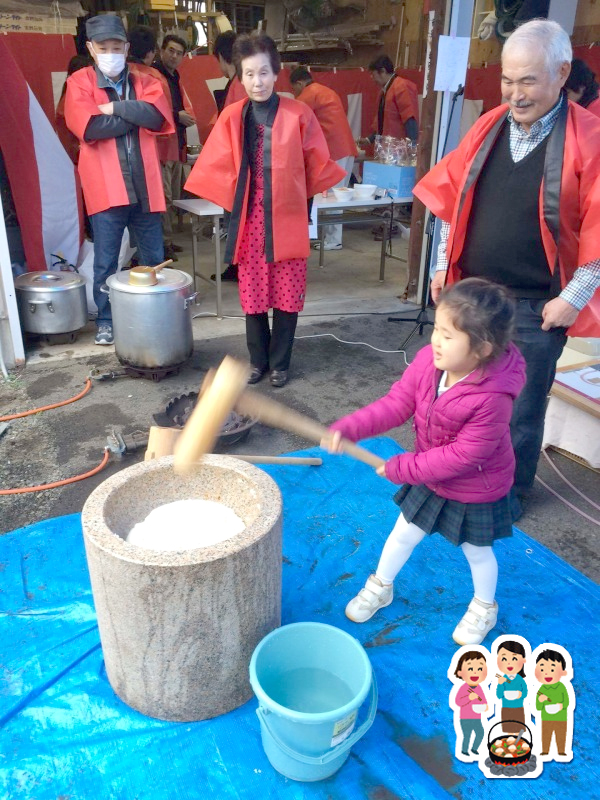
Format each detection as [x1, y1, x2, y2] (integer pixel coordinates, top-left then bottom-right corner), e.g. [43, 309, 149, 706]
[105, 268, 196, 369]
[15, 271, 87, 334]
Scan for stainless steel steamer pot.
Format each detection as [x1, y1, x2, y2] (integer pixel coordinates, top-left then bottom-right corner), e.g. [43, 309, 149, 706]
[105, 268, 196, 369]
[15, 271, 88, 334]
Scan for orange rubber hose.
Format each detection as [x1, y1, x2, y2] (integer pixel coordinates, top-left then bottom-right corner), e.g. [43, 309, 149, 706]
[0, 449, 110, 495]
[0, 378, 93, 422]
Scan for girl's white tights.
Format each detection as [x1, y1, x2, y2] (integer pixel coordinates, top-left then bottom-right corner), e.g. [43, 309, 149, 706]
[375, 513, 498, 605]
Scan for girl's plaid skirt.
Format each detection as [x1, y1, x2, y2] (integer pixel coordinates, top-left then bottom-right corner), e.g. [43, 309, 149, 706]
[393, 483, 518, 547]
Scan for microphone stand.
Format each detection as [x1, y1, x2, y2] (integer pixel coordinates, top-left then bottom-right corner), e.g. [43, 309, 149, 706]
[387, 84, 464, 350]
[388, 211, 436, 350]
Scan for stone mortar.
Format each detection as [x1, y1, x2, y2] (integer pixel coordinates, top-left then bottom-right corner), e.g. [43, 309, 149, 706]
[81, 454, 282, 722]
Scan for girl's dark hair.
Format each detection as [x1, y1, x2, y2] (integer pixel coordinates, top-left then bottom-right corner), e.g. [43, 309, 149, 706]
[454, 650, 486, 677]
[233, 33, 281, 78]
[437, 278, 515, 365]
[497, 640, 526, 678]
[566, 58, 599, 108]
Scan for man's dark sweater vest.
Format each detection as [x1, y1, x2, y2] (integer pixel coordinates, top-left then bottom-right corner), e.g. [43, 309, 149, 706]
[458, 121, 552, 299]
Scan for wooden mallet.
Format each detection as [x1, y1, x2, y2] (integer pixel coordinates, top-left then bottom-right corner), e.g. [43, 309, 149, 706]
[173, 355, 385, 473]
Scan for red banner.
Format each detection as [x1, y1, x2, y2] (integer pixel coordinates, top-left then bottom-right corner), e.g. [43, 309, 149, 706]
[3, 34, 599, 139]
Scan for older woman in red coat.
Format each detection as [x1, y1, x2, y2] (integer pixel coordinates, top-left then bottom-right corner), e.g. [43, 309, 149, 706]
[185, 33, 344, 387]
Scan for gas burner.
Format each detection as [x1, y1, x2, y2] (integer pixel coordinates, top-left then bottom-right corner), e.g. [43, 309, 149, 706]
[122, 363, 183, 382]
[154, 391, 257, 449]
[28, 330, 81, 345]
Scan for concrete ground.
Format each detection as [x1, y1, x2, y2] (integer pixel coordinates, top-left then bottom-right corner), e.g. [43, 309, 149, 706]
[1, 220, 598, 583]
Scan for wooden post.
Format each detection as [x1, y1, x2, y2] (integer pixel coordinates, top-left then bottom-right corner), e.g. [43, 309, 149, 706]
[405, 0, 447, 302]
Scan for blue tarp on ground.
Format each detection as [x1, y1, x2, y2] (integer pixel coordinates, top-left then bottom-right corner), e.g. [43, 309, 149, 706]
[1, 437, 598, 799]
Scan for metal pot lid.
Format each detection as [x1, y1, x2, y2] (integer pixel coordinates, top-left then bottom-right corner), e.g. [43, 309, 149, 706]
[15, 271, 85, 291]
[107, 267, 192, 294]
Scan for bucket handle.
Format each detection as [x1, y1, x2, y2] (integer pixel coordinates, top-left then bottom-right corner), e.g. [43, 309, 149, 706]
[256, 674, 378, 766]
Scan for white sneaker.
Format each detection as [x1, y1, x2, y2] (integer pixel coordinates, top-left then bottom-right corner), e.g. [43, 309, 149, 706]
[452, 598, 498, 645]
[345, 574, 393, 623]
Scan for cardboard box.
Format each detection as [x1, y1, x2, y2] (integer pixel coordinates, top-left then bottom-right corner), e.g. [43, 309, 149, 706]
[362, 162, 416, 200]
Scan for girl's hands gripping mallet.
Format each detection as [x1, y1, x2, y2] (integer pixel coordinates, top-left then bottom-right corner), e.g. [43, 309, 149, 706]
[321, 430, 388, 476]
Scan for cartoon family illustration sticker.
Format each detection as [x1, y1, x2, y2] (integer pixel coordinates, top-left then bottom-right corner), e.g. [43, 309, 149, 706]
[448, 636, 575, 779]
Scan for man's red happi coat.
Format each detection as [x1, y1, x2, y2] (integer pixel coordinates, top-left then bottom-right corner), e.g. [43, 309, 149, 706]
[413, 101, 600, 337]
[223, 75, 247, 108]
[296, 81, 357, 161]
[65, 66, 174, 216]
[372, 74, 419, 139]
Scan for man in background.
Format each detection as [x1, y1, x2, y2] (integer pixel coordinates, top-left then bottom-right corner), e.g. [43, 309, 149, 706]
[565, 58, 600, 117]
[290, 67, 357, 251]
[66, 15, 173, 345]
[128, 25, 156, 68]
[155, 34, 196, 260]
[209, 31, 244, 281]
[213, 30, 246, 113]
[364, 55, 419, 143]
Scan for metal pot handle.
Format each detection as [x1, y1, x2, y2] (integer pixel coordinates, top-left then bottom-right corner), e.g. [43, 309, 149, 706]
[100, 285, 110, 295]
[28, 300, 54, 313]
[487, 720, 532, 745]
[185, 292, 198, 309]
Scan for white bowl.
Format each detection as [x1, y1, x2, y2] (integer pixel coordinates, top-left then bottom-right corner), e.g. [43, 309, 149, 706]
[353, 183, 377, 199]
[471, 703, 486, 713]
[332, 187, 354, 202]
[545, 703, 561, 714]
[504, 690, 521, 700]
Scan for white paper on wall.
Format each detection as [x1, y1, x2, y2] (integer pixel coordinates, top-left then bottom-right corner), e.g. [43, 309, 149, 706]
[434, 36, 470, 93]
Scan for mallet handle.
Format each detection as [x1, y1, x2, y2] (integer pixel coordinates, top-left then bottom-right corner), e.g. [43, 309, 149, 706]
[236, 389, 385, 470]
[232, 455, 322, 466]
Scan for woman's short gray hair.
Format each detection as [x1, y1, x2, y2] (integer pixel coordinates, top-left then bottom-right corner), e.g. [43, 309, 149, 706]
[502, 19, 572, 76]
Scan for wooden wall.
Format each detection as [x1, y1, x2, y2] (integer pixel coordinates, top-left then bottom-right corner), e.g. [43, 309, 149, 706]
[265, 0, 600, 70]
[573, 0, 600, 46]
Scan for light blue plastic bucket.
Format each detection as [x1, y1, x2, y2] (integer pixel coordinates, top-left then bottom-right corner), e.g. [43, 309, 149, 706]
[249, 622, 377, 782]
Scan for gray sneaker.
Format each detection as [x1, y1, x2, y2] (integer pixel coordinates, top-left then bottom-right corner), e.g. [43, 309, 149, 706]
[95, 324, 114, 346]
[345, 574, 393, 623]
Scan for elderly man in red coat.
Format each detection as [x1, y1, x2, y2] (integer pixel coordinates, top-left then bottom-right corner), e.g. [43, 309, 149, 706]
[413, 19, 600, 509]
[291, 67, 358, 250]
[66, 15, 173, 345]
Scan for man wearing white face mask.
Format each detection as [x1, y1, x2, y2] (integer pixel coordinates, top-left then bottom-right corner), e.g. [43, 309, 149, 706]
[65, 15, 174, 345]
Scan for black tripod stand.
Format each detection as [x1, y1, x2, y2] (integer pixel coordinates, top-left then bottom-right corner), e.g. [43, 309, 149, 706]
[387, 211, 436, 350]
[387, 84, 464, 351]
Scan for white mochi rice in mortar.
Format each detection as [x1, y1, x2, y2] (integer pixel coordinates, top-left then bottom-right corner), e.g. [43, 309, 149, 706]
[126, 498, 245, 551]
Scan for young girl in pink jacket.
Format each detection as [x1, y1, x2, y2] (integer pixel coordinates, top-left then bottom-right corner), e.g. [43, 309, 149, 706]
[326, 278, 526, 645]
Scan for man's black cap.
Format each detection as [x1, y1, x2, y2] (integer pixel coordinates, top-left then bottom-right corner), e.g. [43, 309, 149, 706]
[86, 15, 127, 43]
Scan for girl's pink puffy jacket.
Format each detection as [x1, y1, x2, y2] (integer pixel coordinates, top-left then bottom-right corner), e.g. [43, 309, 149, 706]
[330, 343, 526, 503]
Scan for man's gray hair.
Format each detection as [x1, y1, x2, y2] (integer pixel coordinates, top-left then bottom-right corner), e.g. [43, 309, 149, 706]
[502, 19, 572, 76]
